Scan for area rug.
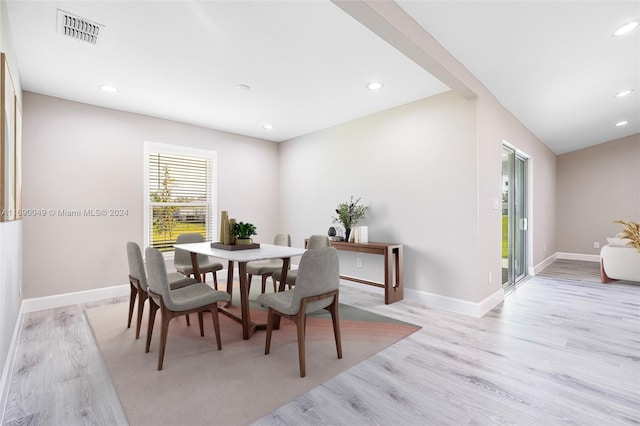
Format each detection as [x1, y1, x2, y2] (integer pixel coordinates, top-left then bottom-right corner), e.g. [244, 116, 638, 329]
[86, 290, 419, 426]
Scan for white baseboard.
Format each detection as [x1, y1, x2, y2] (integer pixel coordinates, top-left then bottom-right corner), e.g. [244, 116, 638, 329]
[21, 284, 130, 313]
[340, 280, 503, 318]
[405, 287, 504, 318]
[530, 253, 558, 276]
[556, 252, 600, 262]
[19, 265, 251, 314]
[19, 268, 243, 314]
[0, 306, 24, 425]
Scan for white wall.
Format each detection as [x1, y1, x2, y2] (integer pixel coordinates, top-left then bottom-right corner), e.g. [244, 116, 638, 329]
[0, 0, 23, 406]
[476, 95, 557, 298]
[327, 1, 557, 307]
[22, 92, 279, 299]
[557, 134, 640, 255]
[279, 91, 480, 302]
[280, 88, 558, 309]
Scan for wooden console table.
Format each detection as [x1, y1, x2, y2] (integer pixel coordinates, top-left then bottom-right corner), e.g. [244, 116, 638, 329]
[306, 240, 404, 304]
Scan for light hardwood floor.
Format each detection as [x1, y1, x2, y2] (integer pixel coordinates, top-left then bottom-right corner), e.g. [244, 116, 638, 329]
[3, 260, 639, 425]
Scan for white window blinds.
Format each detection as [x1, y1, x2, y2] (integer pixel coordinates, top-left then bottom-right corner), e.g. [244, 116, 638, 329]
[144, 142, 216, 252]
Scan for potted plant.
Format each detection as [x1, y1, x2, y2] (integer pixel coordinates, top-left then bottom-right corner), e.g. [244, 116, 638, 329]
[332, 196, 368, 242]
[231, 221, 257, 245]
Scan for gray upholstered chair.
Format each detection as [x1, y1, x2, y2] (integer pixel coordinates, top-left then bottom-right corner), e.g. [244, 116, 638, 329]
[273, 234, 330, 289]
[126, 241, 198, 339]
[174, 233, 224, 289]
[257, 247, 342, 377]
[246, 233, 291, 294]
[145, 247, 231, 370]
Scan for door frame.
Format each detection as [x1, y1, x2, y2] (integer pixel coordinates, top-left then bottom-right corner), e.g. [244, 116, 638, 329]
[502, 141, 532, 293]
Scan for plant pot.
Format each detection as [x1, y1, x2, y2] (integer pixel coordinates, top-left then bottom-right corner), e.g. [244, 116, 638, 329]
[236, 238, 253, 245]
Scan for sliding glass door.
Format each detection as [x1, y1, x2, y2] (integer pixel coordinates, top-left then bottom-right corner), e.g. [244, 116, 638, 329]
[502, 145, 528, 292]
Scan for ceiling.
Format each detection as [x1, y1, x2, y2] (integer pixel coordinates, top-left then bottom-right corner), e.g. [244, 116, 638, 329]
[6, 1, 639, 154]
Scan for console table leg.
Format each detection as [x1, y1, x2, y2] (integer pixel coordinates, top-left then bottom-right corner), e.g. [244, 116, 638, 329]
[384, 246, 403, 304]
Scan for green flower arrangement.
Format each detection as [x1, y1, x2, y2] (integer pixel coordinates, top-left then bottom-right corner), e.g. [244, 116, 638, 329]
[231, 221, 257, 239]
[333, 196, 368, 230]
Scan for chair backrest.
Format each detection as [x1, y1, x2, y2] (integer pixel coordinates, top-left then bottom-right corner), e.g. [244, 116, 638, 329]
[273, 233, 291, 247]
[127, 241, 148, 290]
[145, 247, 172, 302]
[307, 235, 330, 249]
[174, 233, 206, 266]
[290, 247, 339, 312]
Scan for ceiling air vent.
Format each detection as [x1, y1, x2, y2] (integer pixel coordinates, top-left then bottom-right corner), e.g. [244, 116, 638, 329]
[57, 9, 104, 45]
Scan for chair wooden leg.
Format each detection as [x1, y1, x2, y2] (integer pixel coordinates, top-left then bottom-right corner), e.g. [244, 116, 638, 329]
[261, 275, 268, 293]
[265, 308, 274, 355]
[295, 313, 307, 377]
[158, 308, 173, 370]
[213, 273, 218, 290]
[186, 314, 191, 326]
[198, 312, 205, 336]
[135, 288, 147, 340]
[210, 307, 222, 350]
[145, 298, 159, 353]
[271, 275, 277, 293]
[328, 300, 343, 359]
[128, 283, 137, 329]
[247, 274, 253, 294]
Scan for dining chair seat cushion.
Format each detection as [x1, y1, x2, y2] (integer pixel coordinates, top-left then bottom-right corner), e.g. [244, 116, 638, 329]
[167, 272, 198, 290]
[257, 287, 333, 316]
[246, 259, 283, 275]
[175, 259, 223, 277]
[271, 269, 297, 286]
[166, 283, 230, 312]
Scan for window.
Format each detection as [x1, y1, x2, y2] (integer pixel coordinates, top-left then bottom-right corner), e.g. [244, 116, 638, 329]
[143, 142, 217, 253]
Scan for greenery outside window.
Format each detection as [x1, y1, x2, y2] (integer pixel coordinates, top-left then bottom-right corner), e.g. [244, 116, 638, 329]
[143, 142, 217, 253]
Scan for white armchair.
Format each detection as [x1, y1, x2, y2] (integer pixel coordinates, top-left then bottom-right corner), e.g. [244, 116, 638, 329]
[600, 242, 640, 283]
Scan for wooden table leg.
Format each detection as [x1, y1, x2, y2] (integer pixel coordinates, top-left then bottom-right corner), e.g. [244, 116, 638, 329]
[190, 252, 202, 283]
[238, 261, 254, 339]
[276, 257, 290, 292]
[225, 260, 234, 307]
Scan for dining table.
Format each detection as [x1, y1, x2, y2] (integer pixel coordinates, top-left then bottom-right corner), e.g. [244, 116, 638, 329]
[173, 242, 306, 339]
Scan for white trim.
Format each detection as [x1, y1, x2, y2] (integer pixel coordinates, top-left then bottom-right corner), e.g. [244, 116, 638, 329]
[18, 265, 243, 315]
[404, 287, 504, 318]
[0, 307, 24, 425]
[556, 252, 600, 263]
[478, 289, 506, 316]
[530, 253, 558, 276]
[21, 285, 129, 313]
[340, 280, 504, 318]
[142, 140, 218, 253]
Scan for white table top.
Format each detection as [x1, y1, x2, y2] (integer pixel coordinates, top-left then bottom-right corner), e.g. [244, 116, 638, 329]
[174, 242, 306, 262]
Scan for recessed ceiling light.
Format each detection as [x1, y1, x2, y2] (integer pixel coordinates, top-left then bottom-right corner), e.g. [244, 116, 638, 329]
[615, 120, 629, 127]
[367, 81, 384, 90]
[99, 84, 118, 93]
[236, 84, 251, 91]
[615, 89, 634, 98]
[613, 19, 639, 36]
[263, 124, 274, 130]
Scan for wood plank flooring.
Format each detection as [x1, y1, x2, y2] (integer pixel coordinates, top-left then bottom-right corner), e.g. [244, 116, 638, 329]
[3, 260, 639, 425]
